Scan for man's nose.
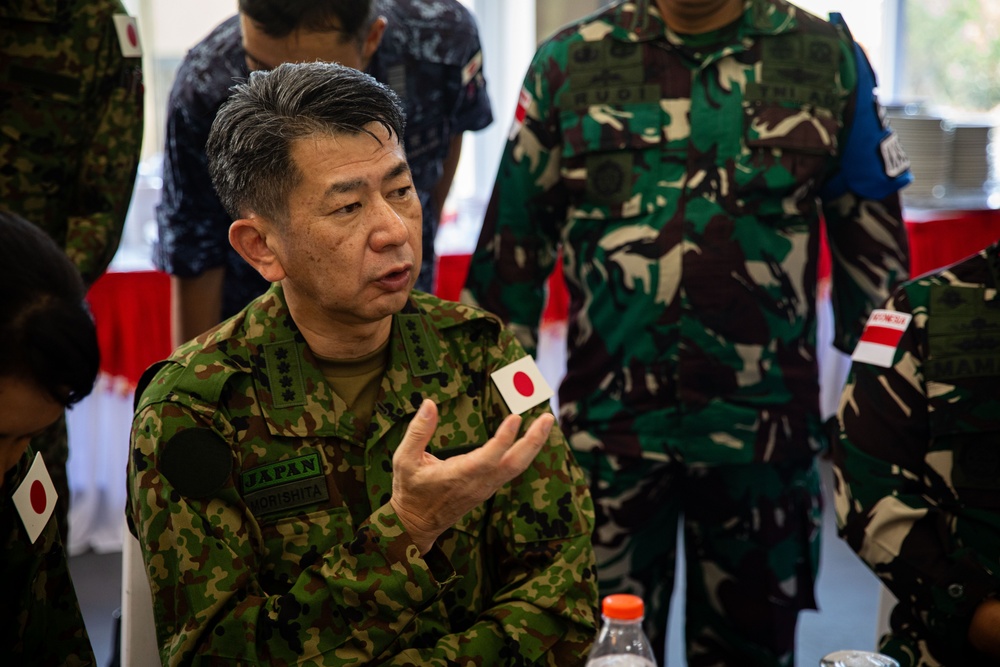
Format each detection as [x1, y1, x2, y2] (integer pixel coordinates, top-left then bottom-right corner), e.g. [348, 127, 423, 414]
[369, 197, 411, 249]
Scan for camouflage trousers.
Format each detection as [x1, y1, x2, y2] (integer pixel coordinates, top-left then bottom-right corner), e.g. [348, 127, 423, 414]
[575, 451, 822, 667]
[31, 413, 69, 546]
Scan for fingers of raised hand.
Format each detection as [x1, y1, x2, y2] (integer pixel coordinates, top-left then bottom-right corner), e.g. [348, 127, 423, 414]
[481, 412, 554, 483]
[393, 399, 439, 469]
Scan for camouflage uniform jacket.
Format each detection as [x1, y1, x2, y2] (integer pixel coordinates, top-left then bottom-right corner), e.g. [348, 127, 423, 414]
[127, 285, 598, 666]
[462, 0, 911, 466]
[0, 0, 144, 286]
[154, 0, 493, 317]
[0, 449, 95, 666]
[834, 242, 1000, 667]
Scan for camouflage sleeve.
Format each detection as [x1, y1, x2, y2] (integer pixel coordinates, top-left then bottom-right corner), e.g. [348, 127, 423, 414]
[447, 4, 493, 135]
[823, 190, 910, 352]
[0, 450, 96, 665]
[821, 36, 910, 352]
[461, 46, 566, 355]
[383, 325, 598, 666]
[833, 289, 999, 653]
[153, 83, 234, 278]
[66, 6, 143, 285]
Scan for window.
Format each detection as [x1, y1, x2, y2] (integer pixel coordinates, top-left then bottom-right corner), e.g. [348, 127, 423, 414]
[798, 0, 999, 207]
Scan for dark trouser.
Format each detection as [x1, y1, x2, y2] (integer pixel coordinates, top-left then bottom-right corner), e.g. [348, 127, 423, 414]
[577, 451, 822, 667]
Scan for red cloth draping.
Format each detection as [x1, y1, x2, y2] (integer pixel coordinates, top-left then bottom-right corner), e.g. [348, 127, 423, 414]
[86, 270, 172, 390]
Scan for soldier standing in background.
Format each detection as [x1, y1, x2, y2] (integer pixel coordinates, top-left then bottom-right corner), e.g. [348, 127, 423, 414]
[0, 0, 144, 544]
[156, 0, 493, 348]
[834, 240, 1000, 666]
[462, 0, 912, 664]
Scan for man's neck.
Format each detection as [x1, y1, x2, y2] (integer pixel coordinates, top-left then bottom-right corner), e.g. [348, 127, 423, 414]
[286, 298, 394, 360]
[654, 0, 745, 34]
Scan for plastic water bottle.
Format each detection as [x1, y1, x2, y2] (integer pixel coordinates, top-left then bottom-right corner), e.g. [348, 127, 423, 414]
[585, 594, 658, 667]
[820, 650, 900, 666]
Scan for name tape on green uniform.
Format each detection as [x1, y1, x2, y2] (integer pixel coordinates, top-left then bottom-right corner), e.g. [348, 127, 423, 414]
[242, 453, 329, 516]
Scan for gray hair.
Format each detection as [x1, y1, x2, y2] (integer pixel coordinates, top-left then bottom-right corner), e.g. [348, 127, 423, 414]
[207, 61, 406, 223]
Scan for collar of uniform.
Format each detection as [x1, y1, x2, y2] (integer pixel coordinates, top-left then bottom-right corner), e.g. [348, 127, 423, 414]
[624, 0, 799, 43]
[254, 288, 467, 439]
[0, 0, 66, 22]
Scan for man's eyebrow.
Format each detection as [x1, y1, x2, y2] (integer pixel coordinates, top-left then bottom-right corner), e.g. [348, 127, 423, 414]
[385, 160, 411, 182]
[324, 160, 411, 196]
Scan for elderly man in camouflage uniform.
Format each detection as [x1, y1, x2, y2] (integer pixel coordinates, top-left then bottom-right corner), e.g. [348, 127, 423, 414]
[462, 0, 912, 664]
[834, 240, 1000, 666]
[0, 0, 144, 545]
[127, 62, 597, 666]
[157, 0, 493, 347]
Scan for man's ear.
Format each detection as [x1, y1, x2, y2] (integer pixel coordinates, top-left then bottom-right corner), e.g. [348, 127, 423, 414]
[229, 218, 286, 282]
[362, 16, 387, 63]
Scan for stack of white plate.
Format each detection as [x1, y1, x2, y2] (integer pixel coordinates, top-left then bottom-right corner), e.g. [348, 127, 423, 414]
[948, 123, 993, 195]
[886, 113, 953, 203]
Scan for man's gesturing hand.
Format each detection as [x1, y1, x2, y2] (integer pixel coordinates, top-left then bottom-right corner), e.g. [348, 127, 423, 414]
[389, 398, 554, 554]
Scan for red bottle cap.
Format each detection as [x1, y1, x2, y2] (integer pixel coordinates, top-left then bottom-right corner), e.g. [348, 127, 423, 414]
[602, 594, 644, 620]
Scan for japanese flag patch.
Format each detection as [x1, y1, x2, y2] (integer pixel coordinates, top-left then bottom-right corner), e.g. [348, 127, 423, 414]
[13, 452, 58, 544]
[113, 14, 143, 58]
[491, 355, 554, 415]
[852, 309, 913, 368]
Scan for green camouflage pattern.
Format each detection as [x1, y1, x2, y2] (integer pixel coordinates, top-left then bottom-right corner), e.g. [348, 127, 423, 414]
[0, 0, 144, 286]
[462, 0, 910, 466]
[127, 284, 598, 666]
[0, 447, 95, 666]
[579, 451, 820, 667]
[834, 242, 1000, 666]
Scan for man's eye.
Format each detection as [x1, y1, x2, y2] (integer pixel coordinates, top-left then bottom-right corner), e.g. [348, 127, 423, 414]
[390, 186, 412, 198]
[336, 203, 362, 214]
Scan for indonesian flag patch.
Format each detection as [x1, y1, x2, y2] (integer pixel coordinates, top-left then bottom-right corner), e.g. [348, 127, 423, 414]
[508, 86, 533, 141]
[13, 452, 58, 544]
[852, 309, 913, 368]
[491, 355, 554, 415]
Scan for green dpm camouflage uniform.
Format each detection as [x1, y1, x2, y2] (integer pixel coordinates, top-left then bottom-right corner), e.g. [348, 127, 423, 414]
[127, 285, 598, 666]
[834, 241, 1000, 667]
[462, 0, 911, 664]
[0, 448, 95, 666]
[1, 0, 144, 545]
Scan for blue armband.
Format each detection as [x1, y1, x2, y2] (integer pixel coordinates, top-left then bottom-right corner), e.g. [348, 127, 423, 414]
[822, 13, 912, 201]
